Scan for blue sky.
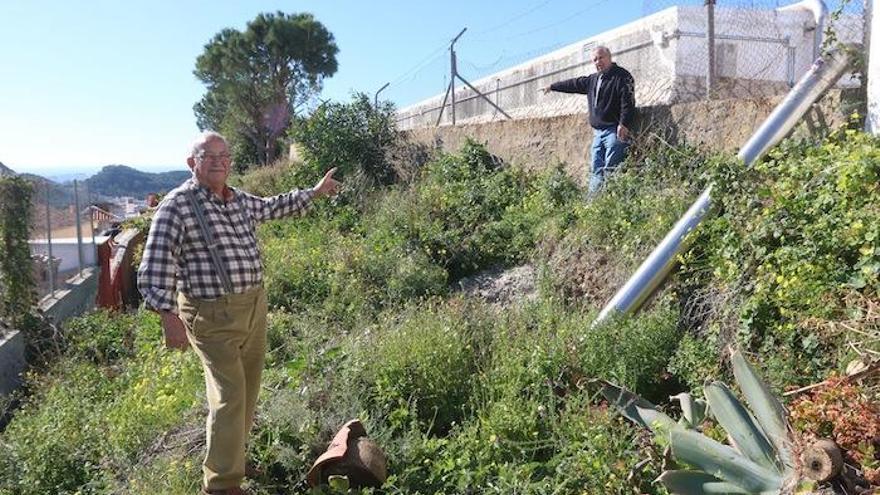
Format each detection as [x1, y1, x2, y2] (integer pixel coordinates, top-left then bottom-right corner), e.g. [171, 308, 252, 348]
[0, 0, 646, 175]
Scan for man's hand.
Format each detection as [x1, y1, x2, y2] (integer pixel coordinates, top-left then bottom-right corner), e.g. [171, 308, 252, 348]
[538, 86, 551, 95]
[617, 124, 631, 142]
[314, 167, 342, 198]
[160, 311, 189, 350]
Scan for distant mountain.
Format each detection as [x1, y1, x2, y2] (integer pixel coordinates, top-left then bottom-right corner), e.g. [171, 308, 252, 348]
[47, 171, 93, 183]
[19, 173, 74, 207]
[0, 162, 16, 177]
[85, 165, 190, 198]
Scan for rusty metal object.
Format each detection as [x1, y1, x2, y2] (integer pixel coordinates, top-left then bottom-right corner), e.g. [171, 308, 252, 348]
[306, 419, 387, 488]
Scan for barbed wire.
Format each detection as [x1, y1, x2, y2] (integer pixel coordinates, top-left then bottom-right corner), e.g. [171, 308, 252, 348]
[493, 0, 615, 41]
[474, 0, 554, 36]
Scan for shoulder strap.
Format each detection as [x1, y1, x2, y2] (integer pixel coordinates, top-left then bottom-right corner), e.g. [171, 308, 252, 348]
[184, 188, 234, 294]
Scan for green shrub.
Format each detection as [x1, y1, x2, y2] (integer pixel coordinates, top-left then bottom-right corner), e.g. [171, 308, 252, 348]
[572, 142, 705, 264]
[291, 92, 400, 189]
[64, 310, 137, 365]
[259, 139, 555, 323]
[346, 300, 492, 434]
[0, 311, 202, 495]
[0, 361, 112, 494]
[261, 220, 336, 311]
[229, 158, 307, 197]
[683, 128, 880, 386]
[669, 329, 724, 392]
[390, 139, 543, 279]
[575, 303, 682, 400]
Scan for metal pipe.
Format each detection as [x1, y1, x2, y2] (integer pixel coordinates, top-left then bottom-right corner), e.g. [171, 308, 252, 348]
[89, 207, 97, 264]
[45, 183, 55, 296]
[593, 47, 851, 325]
[776, 0, 828, 59]
[374, 82, 390, 108]
[451, 47, 457, 125]
[706, 0, 717, 99]
[738, 47, 850, 165]
[74, 179, 84, 277]
[674, 30, 790, 45]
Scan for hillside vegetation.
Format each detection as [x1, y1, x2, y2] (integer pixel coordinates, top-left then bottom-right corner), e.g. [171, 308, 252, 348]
[0, 99, 878, 494]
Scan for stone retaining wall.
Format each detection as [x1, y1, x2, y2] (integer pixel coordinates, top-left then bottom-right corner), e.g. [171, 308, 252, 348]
[403, 88, 864, 184]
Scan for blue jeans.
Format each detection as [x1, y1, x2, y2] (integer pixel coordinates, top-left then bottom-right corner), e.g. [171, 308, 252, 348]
[588, 126, 630, 194]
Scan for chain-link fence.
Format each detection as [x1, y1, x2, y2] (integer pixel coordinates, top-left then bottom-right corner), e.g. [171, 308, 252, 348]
[395, 0, 867, 129]
[643, 0, 866, 100]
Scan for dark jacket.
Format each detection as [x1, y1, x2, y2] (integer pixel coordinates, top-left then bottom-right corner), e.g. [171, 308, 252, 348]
[549, 63, 635, 130]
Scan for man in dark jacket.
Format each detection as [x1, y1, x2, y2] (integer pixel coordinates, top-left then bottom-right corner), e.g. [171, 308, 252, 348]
[541, 46, 635, 194]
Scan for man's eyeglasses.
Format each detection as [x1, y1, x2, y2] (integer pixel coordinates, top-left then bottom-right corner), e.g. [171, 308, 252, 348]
[196, 153, 232, 164]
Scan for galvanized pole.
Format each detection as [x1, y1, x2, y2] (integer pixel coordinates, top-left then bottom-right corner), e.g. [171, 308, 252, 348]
[73, 179, 84, 277]
[777, 0, 828, 61]
[450, 44, 457, 125]
[593, 47, 853, 326]
[89, 199, 97, 258]
[45, 183, 55, 296]
[706, 0, 716, 99]
[374, 82, 390, 108]
[450, 28, 466, 126]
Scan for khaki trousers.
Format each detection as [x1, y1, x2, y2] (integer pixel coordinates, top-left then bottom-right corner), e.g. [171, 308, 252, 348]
[178, 286, 268, 491]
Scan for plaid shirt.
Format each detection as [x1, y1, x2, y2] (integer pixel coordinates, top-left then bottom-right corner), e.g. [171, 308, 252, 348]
[137, 178, 315, 312]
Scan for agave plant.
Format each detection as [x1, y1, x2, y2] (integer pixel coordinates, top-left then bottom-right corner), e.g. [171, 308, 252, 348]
[599, 349, 816, 494]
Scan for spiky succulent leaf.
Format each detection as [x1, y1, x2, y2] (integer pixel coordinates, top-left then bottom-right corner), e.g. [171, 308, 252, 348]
[730, 349, 792, 468]
[704, 381, 781, 473]
[669, 428, 783, 493]
[658, 470, 752, 494]
[636, 405, 677, 436]
[597, 379, 659, 429]
[671, 393, 708, 429]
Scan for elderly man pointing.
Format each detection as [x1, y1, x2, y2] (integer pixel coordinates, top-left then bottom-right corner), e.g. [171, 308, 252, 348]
[138, 131, 340, 495]
[541, 45, 636, 194]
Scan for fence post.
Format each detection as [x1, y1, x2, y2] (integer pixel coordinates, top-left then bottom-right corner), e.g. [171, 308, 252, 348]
[74, 179, 84, 277]
[45, 183, 55, 296]
[706, 0, 716, 99]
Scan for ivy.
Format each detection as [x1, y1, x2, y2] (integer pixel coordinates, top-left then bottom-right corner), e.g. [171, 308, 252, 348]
[681, 126, 880, 385]
[0, 176, 35, 328]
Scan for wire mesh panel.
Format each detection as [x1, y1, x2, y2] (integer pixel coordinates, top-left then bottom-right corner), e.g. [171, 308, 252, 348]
[643, 0, 865, 101]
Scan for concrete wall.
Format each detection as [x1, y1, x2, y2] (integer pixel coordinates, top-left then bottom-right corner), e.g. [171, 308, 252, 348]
[29, 236, 109, 273]
[0, 330, 25, 396]
[397, 6, 862, 131]
[40, 267, 99, 324]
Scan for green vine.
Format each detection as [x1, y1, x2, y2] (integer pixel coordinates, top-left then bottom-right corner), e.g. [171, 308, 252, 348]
[0, 176, 35, 329]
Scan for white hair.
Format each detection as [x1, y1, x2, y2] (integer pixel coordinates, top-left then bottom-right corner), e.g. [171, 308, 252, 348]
[592, 45, 611, 57]
[190, 131, 228, 157]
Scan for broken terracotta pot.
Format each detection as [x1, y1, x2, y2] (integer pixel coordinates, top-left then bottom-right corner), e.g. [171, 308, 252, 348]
[306, 419, 387, 489]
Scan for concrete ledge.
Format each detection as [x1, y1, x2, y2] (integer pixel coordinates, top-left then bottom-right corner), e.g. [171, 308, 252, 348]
[0, 330, 25, 396]
[40, 267, 99, 324]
